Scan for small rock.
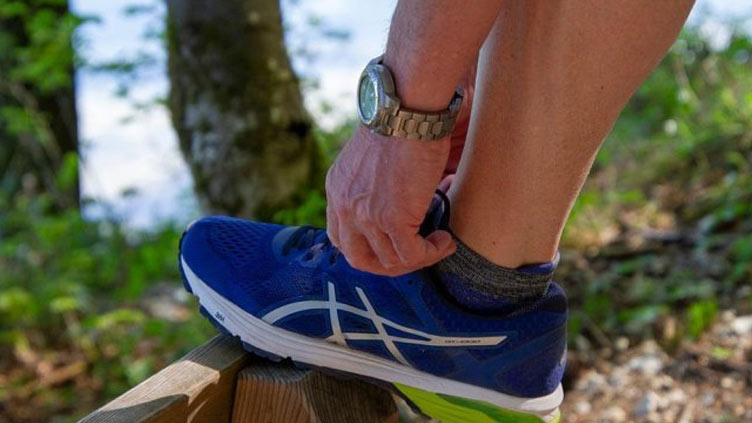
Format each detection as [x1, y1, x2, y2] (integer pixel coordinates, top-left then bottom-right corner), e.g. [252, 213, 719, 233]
[638, 340, 661, 354]
[703, 392, 715, 406]
[650, 374, 675, 391]
[666, 388, 687, 404]
[615, 336, 630, 351]
[731, 315, 752, 335]
[576, 369, 607, 396]
[737, 285, 752, 300]
[635, 391, 661, 417]
[574, 401, 592, 415]
[645, 411, 662, 423]
[628, 354, 663, 375]
[608, 367, 630, 388]
[721, 310, 736, 323]
[575, 334, 592, 351]
[602, 406, 627, 423]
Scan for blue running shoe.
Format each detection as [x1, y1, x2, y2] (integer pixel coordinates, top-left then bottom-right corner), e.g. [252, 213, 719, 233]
[179, 194, 567, 423]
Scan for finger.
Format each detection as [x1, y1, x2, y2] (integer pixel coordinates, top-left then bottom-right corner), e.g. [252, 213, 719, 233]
[425, 230, 456, 262]
[389, 229, 427, 266]
[339, 222, 382, 272]
[438, 174, 455, 193]
[361, 226, 402, 270]
[326, 204, 341, 248]
[341, 224, 409, 276]
[390, 228, 456, 268]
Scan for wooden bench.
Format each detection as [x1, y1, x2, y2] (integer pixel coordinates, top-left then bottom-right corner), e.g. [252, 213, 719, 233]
[79, 335, 403, 423]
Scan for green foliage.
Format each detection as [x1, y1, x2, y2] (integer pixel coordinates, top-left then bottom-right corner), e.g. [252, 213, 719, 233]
[0, 0, 91, 211]
[729, 235, 752, 282]
[568, 30, 752, 229]
[0, 189, 214, 420]
[270, 120, 355, 226]
[686, 300, 718, 339]
[0, 0, 84, 93]
[564, 25, 752, 346]
[273, 190, 328, 227]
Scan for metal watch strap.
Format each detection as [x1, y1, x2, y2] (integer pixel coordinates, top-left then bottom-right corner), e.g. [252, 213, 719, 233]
[384, 92, 463, 141]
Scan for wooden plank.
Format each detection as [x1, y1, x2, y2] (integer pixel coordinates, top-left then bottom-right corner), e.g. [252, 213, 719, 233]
[231, 362, 399, 423]
[79, 335, 251, 423]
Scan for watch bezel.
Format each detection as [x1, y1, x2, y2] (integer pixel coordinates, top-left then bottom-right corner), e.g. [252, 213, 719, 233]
[357, 56, 400, 132]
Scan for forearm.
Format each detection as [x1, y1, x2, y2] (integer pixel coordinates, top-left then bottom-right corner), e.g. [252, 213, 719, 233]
[383, 0, 502, 111]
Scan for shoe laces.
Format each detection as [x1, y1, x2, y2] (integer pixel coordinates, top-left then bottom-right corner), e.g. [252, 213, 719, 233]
[281, 226, 341, 264]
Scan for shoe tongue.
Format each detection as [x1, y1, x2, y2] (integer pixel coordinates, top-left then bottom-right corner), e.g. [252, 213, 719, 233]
[419, 190, 451, 237]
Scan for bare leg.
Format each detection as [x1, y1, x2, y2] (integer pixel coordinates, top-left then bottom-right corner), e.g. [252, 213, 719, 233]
[448, 0, 695, 268]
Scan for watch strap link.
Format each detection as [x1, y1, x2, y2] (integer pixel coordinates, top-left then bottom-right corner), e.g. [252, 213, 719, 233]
[385, 92, 463, 141]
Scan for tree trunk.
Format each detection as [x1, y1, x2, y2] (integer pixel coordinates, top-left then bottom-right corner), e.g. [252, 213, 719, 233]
[0, 1, 79, 210]
[166, 0, 324, 219]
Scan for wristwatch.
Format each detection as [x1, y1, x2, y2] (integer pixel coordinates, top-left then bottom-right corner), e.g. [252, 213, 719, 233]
[357, 55, 463, 141]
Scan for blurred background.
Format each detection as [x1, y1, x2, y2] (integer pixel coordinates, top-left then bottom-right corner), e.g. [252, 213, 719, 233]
[1, 1, 751, 422]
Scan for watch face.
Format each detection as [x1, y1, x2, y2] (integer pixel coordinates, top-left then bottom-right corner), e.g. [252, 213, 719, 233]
[358, 75, 378, 123]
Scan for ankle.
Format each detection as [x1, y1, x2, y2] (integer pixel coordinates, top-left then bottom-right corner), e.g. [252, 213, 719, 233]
[435, 232, 558, 313]
[446, 200, 560, 268]
[481, 244, 558, 269]
[449, 227, 558, 269]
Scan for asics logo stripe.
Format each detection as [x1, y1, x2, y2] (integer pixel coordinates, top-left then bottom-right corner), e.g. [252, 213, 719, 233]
[262, 282, 507, 365]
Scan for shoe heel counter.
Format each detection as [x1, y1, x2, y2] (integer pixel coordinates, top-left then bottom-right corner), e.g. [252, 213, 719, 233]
[495, 283, 568, 398]
[496, 322, 567, 398]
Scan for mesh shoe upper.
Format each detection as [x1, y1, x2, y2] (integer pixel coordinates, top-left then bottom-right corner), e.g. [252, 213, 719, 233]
[180, 208, 567, 398]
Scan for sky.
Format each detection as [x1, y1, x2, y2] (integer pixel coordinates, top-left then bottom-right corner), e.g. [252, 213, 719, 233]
[69, 0, 752, 228]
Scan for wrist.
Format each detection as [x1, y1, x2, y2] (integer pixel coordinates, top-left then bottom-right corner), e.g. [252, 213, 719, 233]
[357, 124, 450, 156]
[382, 50, 458, 112]
[357, 55, 462, 141]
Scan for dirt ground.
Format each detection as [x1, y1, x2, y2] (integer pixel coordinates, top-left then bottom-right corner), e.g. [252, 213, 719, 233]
[560, 311, 752, 423]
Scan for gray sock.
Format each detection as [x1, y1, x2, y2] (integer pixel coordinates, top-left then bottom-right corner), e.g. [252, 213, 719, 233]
[436, 233, 557, 309]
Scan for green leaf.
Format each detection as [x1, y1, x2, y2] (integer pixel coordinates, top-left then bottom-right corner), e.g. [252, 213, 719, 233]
[125, 358, 154, 385]
[0, 1, 29, 18]
[686, 300, 718, 339]
[50, 296, 81, 313]
[56, 152, 79, 191]
[94, 309, 146, 330]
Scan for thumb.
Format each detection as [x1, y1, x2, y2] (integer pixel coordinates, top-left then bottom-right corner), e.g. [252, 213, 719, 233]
[424, 230, 456, 264]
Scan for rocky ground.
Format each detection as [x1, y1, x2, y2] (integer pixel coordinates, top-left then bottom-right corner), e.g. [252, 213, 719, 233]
[560, 312, 752, 423]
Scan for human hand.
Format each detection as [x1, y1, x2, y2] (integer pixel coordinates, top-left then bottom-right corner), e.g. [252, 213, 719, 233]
[325, 125, 455, 276]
